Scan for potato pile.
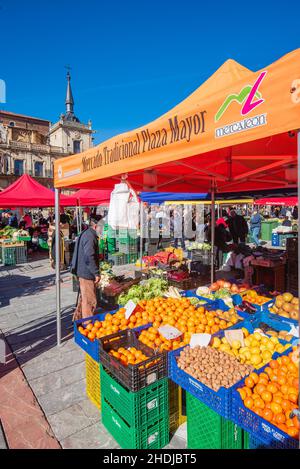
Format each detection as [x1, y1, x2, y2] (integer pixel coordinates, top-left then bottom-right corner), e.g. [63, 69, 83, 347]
[269, 293, 299, 320]
[177, 346, 253, 392]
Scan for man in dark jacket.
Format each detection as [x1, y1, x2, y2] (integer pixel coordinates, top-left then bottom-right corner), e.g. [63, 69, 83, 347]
[72, 218, 102, 320]
[227, 209, 248, 244]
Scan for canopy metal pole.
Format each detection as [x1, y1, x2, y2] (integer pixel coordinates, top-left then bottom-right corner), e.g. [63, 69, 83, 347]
[55, 188, 61, 347]
[76, 206, 80, 235]
[210, 180, 216, 284]
[139, 201, 143, 271]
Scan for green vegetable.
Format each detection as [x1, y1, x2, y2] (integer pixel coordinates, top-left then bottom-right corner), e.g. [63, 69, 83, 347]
[118, 278, 168, 306]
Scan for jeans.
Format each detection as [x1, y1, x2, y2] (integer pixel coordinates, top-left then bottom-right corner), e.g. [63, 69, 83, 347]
[251, 227, 260, 246]
[174, 237, 185, 249]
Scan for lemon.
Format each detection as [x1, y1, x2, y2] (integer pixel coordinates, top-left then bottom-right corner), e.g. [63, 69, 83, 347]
[244, 350, 251, 360]
[220, 344, 231, 352]
[244, 338, 251, 347]
[221, 337, 228, 345]
[239, 347, 248, 354]
[251, 347, 260, 355]
[251, 354, 262, 366]
[266, 342, 275, 351]
[270, 336, 279, 344]
[212, 337, 221, 348]
[242, 327, 249, 337]
[275, 344, 284, 353]
[261, 337, 269, 345]
[233, 349, 239, 357]
[262, 350, 272, 361]
[253, 332, 262, 341]
[284, 344, 291, 350]
[232, 340, 241, 350]
[250, 338, 259, 348]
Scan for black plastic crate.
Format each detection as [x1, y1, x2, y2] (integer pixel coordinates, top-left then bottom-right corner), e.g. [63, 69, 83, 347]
[99, 329, 168, 392]
[286, 237, 298, 257]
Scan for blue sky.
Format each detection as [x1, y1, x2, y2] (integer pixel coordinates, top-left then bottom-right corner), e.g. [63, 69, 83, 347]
[0, 0, 299, 144]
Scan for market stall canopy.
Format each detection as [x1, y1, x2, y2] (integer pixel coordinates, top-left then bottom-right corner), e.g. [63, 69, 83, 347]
[255, 196, 298, 206]
[54, 49, 300, 193]
[75, 189, 112, 206]
[0, 174, 76, 207]
[140, 192, 209, 204]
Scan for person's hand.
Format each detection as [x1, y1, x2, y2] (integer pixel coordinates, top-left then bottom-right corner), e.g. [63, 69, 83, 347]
[95, 275, 100, 284]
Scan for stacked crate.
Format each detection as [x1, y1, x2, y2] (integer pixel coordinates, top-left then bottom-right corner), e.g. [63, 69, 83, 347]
[286, 237, 298, 295]
[186, 393, 246, 449]
[117, 228, 138, 264]
[99, 329, 169, 449]
[85, 355, 101, 410]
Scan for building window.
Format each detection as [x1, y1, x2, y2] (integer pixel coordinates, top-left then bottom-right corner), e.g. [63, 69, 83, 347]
[1, 155, 9, 174]
[73, 140, 81, 154]
[14, 159, 24, 175]
[34, 161, 44, 177]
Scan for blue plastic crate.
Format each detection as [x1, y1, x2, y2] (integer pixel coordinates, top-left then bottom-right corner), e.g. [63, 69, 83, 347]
[267, 309, 299, 328]
[231, 350, 298, 449]
[168, 346, 233, 419]
[74, 309, 119, 361]
[272, 233, 280, 247]
[243, 311, 298, 344]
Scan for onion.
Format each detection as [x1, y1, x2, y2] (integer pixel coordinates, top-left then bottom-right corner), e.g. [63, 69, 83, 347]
[210, 282, 219, 291]
[223, 281, 231, 289]
[217, 280, 225, 287]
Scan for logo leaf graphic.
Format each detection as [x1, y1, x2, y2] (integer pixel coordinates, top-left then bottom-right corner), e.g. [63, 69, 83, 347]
[215, 86, 261, 122]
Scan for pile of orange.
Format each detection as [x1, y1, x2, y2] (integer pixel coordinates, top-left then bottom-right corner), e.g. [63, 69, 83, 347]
[78, 296, 231, 342]
[139, 326, 186, 352]
[77, 307, 151, 342]
[108, 346, 149, 366]
[237, 348, 299, 439]
[139, 297, 230, 335]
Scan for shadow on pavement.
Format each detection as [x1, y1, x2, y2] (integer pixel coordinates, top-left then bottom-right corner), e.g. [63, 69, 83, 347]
[0, 305, 75, 379]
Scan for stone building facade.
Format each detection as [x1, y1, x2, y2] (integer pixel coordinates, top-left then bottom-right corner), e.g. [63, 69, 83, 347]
[0, 73, 94, 190]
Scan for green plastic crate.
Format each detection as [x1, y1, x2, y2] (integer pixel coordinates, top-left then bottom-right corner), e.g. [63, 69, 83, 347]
[102, 398, 169, 449]
[100, 366, 168, 428]
[1, 246, 16, 266]
[186, 393, 243, 449]
[243, 431, 250, 449]
[261, 221, 278, 241]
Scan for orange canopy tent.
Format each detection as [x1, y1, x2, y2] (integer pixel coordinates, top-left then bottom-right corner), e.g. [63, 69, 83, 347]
[54, 49, 300, 193]
[53, 49, 300, 345]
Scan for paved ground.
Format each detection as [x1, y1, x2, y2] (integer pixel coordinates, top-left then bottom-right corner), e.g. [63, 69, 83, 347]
[0, 258, 185, 449]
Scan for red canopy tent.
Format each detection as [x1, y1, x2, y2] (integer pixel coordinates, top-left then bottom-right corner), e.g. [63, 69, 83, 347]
[0, 174, 76, 207]
[255, 196, 298, 206]
[74, 189, 112, 206]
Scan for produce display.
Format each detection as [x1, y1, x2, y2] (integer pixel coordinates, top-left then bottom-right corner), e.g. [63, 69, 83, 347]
[186, 242, 211, 251]
[241, 290, 272, 306]
[269, 293, 299, 320]
[237, 348, 299, 439]
[77, 307, 150, 341]
[263, 329, 294, 342]
[139, 327, 187, 352]
[108, 346, 149, 366]
[0, 226, 17, 239]
[177, 346, 253, 391]
[211, 329, 291, 368]
[138, 297, 233, 334]
[214, 308, 242, 324]
[209, 279, 248, 294]
[118, 278, 168, 305]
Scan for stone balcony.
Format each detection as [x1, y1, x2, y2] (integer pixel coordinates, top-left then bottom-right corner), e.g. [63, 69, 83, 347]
[0, 140, 69, 155]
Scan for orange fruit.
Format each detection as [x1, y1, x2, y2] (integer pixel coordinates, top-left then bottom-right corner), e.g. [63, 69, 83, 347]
[244, 397, 254, 409]
[261, 391, 272, 403]
[86, 323, 93, 331]
[288, 393, 298, 404]
[264, 366, 272, 376]
[270, 402, 282, 415]
[253, 397, 265, 409]
[249, 372, 259, 384]
[87, 332, 95, 341]
[292, 416, 300, 429]
[253, 408, 263, 417]
[287, 427, 299, 439]
[237, 388, 246, 401]
[275, 413, 286, 424]
[91, 327, 98, 334]
[256, 384, 267, 396]
[269, 360, 278, 369]
[267, 383, 278, 394]
[262, 408, 273, 422]
[245, 377, 255, 389]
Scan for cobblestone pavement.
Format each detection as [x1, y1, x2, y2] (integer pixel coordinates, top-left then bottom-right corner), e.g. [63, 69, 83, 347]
[0, 258, 185, 449]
